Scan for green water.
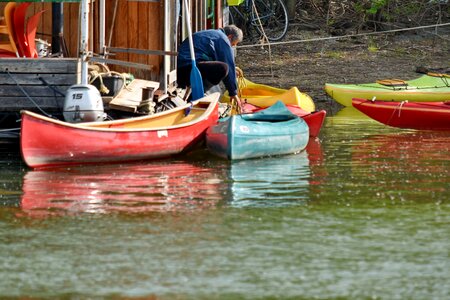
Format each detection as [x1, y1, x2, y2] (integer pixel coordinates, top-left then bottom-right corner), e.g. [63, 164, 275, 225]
[0, 108, 449, 299]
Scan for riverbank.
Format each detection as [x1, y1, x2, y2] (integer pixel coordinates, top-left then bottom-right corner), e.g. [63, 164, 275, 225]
[235, 27, 450, 113]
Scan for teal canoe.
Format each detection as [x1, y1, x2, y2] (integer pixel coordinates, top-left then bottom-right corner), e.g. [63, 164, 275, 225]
[206, 101, 309, 160]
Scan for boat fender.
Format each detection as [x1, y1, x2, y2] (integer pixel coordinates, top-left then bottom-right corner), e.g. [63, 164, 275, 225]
[63, 84, 106, 123]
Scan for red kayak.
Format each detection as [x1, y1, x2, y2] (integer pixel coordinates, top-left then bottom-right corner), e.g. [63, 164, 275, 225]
[352, 98, 450, 131]
[21, 94, 219, 168]
[240, 102, 326, 137]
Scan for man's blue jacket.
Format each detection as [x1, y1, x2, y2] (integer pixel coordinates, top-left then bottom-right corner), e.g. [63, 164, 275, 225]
[177, 29, 238, 96]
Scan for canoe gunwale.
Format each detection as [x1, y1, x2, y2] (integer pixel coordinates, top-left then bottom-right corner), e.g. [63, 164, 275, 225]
[20, 93, 219, 133]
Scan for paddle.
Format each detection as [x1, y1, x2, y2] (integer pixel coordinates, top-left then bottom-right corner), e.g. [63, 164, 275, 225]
[183, 0, 204, 101]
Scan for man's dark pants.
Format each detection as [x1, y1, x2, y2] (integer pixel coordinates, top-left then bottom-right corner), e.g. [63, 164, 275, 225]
[177, 61, 229, 92]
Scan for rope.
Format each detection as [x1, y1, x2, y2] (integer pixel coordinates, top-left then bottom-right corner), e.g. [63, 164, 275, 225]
[396, 100, 408, 118]
[0, 128, 20, 132]
[231, 97, 242, 115]
[435, 73, 450, 86]
[6, 70, 54, 118]
[38, 77, 66, 97]
[88, 62, 131, 95]
[235, 66, 247, 98]
[250, 0, 274, 76]
[237, 22, 450, 49]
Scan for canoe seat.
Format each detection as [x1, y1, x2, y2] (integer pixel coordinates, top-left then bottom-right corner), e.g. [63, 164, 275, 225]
[376, 79, 408, 87]
[427, 72, 450, 78]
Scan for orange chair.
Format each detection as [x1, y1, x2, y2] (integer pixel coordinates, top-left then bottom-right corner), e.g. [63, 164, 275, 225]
[13, 2, 32, 57]
[25, 10, 46, 58]
[0, 2, 19, 57]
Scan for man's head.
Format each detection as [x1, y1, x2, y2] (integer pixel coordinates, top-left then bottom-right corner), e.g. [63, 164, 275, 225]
[223, 25, 243, 47]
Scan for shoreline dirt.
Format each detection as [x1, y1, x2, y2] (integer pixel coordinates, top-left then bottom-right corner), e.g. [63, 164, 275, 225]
[234, 29, 450, 114]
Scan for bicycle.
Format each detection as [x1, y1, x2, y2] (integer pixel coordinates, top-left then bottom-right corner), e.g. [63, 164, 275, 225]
[228, 0, 289, 42]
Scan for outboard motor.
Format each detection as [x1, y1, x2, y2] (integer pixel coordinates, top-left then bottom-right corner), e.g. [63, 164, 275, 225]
[63, 84, 105, 123]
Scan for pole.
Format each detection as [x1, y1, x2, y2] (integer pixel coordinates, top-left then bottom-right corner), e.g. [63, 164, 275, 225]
[80, 0, 89, 85]
[99, 0, 105, 56]
[51, 2, 63, 55]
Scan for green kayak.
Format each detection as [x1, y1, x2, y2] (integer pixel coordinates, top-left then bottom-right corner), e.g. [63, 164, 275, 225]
[325, 74, 450, 106]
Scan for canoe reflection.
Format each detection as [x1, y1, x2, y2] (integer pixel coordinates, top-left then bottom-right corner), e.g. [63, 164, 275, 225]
[229, 151, 311, 207]
[306, 138, 328, 185]
[21, 161, 225, 216]
[352, 131, 450, 174]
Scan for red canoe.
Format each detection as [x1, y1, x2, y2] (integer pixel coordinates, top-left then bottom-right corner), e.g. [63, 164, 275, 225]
[352, 98, 450, 131]
[21, 93, 219, 168]
[240, 102, 326, 137]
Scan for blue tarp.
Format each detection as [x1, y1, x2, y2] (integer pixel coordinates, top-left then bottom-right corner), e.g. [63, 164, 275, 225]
[241, 101, 299, 122]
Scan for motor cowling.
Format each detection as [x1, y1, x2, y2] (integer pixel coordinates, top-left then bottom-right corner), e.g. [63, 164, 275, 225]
[63, 84, 105, 123]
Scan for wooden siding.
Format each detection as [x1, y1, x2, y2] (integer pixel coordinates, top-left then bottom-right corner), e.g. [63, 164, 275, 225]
[1, 1, 223, 82]
[1, 1, 163, 80]
[0, 58, 80, 112]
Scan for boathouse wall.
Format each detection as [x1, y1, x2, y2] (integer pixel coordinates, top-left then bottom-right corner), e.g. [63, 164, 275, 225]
[0, 1, 224, 118]
[0, 1, 164, 80]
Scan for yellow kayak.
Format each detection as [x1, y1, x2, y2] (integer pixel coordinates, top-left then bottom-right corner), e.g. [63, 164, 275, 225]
[325, 74, 450, 107]
[222, 77, 316, 113]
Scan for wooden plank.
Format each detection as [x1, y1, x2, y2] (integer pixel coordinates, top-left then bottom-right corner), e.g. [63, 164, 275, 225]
[136, 1, 149, 80]
[89, 57, 154, 70]
[128, 1, 139, 76]
[0, 85, 72, 97]
[0, 73, 78, 86]
[115, 0, 129, 73]
[107, 47, 177, 57]
[0, 58, 80, 73]
[108, 100, 140, 113]
[41, 3, 52, 41]
[109, 79, 159, 112]
[0, 97, 65, 111]
[148, 2, 161, 78]
[67, 2, 79, 57]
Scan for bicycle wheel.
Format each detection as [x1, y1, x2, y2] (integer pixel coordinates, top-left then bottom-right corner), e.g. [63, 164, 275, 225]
[228, 5, 245, 30]
[250, 0, 289, 42]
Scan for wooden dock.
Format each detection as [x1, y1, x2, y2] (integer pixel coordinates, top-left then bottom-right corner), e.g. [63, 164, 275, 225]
[0, 58, 80, 112]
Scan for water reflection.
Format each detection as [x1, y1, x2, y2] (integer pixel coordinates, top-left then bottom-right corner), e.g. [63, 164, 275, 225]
[0, 144, 25, 207]
[229, 151, 311, 207]
[351, 131, 450, 201]
[327, 106, 370, 126]
[308, 108, 450, 204]
[18, 139, 323, 214]
[305, 138, 328, 185]
[20, 161, 228, 216]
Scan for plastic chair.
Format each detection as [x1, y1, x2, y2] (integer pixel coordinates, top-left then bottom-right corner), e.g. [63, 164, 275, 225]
[0, 2, 19, 57]
[25, 10, 45, 58]
[13, 2, 31, 57]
